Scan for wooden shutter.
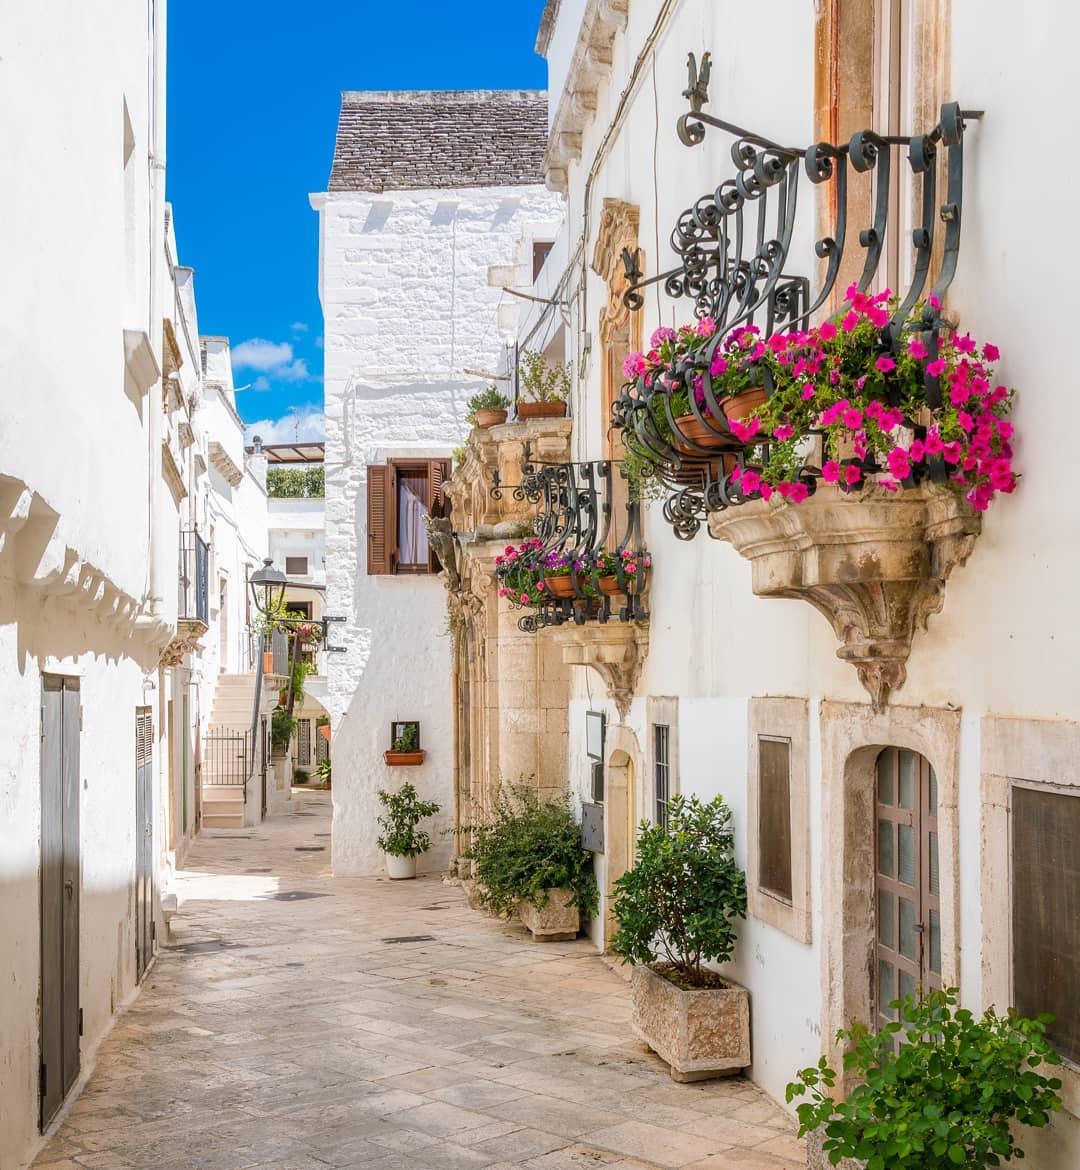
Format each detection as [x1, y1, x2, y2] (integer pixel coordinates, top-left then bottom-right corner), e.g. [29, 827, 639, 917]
[428, 459, 451, 573]
[367, 464, 392, 574]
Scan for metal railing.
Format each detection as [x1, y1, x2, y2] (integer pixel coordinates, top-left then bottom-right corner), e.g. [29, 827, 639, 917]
[179, 530, 209, 624]
[203, 726, 250, 788]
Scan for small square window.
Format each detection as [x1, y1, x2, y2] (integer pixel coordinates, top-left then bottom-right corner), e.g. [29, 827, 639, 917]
[285, 556, 308, 576]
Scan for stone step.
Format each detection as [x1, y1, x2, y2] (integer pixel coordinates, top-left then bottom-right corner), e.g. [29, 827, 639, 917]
[202, 811, 245, 829]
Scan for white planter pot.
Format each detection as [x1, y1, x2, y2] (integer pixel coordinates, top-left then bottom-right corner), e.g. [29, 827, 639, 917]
[385, 853, 417, 880]
[631, 963, 751, 1082]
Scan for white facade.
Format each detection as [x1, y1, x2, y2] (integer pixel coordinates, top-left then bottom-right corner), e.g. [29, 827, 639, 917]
[515, 1, 1080, 1165]
[314, 89, 564, 876]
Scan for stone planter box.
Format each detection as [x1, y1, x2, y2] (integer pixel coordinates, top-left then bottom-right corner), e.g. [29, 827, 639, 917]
[631, 963, 750, 1082]
[518, 888, 580, 941]
[806, 1127, 865, 1170]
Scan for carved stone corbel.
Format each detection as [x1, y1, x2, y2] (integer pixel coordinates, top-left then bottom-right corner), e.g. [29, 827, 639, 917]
[708, 483, 981, 709]
[553, 623, 649, 721]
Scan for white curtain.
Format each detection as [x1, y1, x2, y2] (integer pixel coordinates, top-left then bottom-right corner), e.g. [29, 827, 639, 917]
[398, 473, 429, 564]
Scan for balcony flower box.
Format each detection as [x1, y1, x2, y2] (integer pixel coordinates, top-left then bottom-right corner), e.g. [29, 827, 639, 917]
[384, 750, 425, 766]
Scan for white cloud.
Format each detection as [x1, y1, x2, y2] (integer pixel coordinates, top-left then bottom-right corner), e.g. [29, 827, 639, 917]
[290, 321, 309, 333]
[314, 335, 324, 349]
[251, 375, 272, 392]
[231, 337, 315, 383]
[245, 407, 325, 448]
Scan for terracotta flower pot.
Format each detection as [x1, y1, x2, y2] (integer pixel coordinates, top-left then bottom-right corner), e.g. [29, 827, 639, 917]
[262, 650, 275, 674]
[544, 575, 577, 599]
[598, 575, 623, 596]
[318, 724, 330, 742]
[475, 408, 508, 429]
[672, 455, 737, 485]
[721, 387, 767, 423]
[674, 412, 734, 452]
[516, 401, 567, 420]
[384, 750, 426, 766]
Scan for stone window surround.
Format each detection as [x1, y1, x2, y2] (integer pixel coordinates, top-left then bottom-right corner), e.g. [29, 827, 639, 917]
[980, 715, 1080, 1118]
[646, 696, 679, 827]
[747, 697, 811, 945]
[818, 700, 962, 1080]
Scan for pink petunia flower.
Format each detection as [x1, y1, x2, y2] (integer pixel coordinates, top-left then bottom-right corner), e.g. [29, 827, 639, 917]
[844, 464, 862, 487]
[801, 383, 816, 400]
[623, 352, 647, 379]
[696, 316, 717, 337]
[821, 460, 841, 483]
[875, 355, 896, 374]
[730, 417, 761, 442]
[740, 470, 762, 493]
[842, 408, 864, 430]
[908, 338, 928, 360]
[887, 448, 911, 480]
[982, 343, 1000, 362]
[927, 359, 947, 378]
[819, 321, 837, 341]
[650, 326, 677, 347]
[787, 482, 810, 503]
[773, 424, 794, 442]
[841, 311, 859, 333]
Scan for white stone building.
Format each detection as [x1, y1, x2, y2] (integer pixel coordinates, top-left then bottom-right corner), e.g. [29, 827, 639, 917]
[457, 0, 1078, 1164]
[312, 90, 564, 876]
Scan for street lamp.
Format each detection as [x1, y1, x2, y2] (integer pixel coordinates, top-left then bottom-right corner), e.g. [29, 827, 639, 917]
[248, 557, 287, 618]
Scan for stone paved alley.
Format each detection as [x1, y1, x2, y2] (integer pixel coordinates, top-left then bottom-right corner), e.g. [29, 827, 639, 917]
[33, 793, 805, 1170]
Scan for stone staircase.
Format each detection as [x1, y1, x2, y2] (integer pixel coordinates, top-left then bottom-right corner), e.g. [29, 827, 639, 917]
[201, 674, 261, 829]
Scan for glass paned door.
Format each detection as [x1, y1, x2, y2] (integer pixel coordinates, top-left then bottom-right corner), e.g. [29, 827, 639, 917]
[875, 747, 941, 1034]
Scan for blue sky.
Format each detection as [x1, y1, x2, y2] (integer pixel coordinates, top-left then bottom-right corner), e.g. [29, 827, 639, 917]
[167, 0, 549, 442]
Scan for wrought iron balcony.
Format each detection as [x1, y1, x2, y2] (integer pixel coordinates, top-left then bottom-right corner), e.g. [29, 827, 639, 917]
[611, 51, 981, 539]
[492, 448, 649, 634]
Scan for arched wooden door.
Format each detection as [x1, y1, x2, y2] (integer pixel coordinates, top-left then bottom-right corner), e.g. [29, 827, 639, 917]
[875, 747, 941, 1032]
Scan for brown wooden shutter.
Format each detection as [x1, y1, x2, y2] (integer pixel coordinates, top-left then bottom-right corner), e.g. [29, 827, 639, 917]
[428, 459, 450, 573]
[367, 464, 392, 574]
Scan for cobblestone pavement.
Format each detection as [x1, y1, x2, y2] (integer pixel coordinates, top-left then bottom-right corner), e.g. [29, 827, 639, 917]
[34, 791, 806, 1170]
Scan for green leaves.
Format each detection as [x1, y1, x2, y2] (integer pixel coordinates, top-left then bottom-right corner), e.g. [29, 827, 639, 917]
[462, 787, 599, 919]
[609, 794, 746, 987]
[376, 782, 440, 857]
[785, 988, 1063, 1170]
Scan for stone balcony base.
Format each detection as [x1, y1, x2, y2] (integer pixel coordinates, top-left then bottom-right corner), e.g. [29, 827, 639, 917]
[708, 482, 981, 708]
[553, 622, 649, 720]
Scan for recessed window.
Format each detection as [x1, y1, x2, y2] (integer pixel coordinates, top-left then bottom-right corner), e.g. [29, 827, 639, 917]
[654, 724, 671, 829]
[533, 240, 554, 281]
[285, 556, 309, 576]
[1012, 785, 1080, 1063]
[758, 736, 793, 903]
[366, 459, 450, 575]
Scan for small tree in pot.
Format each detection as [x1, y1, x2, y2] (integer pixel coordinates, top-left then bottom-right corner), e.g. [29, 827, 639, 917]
[787, 987, 1062, 1170]
[376, 782, 440, 880]
[464, 786, 598, 940]
[611, 793, 749, 1080]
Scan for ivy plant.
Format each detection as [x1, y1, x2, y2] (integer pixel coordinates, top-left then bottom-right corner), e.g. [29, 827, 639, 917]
[376, 782, 440, 857]
[609, 793, 746, 987]
[463, 786, 599, 918]
[786, 987, 1063, 1170]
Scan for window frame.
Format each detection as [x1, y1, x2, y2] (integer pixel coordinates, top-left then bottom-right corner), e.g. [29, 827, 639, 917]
[284, 555, 309, 577]
[747, 697, 811, 944]
[366, 457, 450, 576]
[647, 696, 679, 833]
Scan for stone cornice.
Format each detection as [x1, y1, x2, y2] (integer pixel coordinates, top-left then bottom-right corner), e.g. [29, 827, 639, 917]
[553, 621, 648, 721]
[542, 0, 629, 193]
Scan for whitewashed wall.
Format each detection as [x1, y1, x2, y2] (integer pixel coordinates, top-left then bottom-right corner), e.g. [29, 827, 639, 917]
[316, 182, 563, 876]
[539, 0, 1080, 1150]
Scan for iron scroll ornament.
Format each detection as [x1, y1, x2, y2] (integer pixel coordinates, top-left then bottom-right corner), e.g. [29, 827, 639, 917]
[612, 52, 982, 538]
[492, 455, 649, 634]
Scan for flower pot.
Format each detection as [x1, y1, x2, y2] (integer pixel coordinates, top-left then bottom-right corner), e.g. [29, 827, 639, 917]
[672, 455, 736, 485]
[318, 724, 330, 742]
[674, 412, 734, 452]
[516, 401, 567, 420]
[384, 750, 426, 766]
[517, 888, 580, 941]
[262, 650, 275, 674]
[598, 575, 623, 596]
[631, 963, 750, 1082]
[721, 387, 767, 423]
[385, 853, 417, 880]
[544, 575, 577, 600]
[475, 408, 508, 429]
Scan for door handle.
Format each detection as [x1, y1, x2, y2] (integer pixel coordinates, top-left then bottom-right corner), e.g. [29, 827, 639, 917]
[64, 879, 73, 899]
[913, 922, 925, 934]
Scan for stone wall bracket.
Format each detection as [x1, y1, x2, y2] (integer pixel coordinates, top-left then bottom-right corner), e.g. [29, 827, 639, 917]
[553, 622, 649, 721]
[707, 483, 981, 709]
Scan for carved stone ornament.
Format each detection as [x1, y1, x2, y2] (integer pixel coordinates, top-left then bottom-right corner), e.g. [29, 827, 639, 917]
[553, 622, 649, 721]
[424, 516, 461, 594]
[591, 199, 640, 347]
[707, 482, 981, 709]
[158, 618, 209, 667]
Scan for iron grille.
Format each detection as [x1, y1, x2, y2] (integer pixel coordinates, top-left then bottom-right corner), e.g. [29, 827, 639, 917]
[203, 726, 249, 788]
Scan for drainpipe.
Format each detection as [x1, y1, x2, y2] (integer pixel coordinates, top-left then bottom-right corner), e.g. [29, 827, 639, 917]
[140, 0, 169, 640]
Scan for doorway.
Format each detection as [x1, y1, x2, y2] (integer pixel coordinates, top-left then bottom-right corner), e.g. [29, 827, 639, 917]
[874, 746, 941, 1030]
[135, 708, 154, 980]
[39, 675, 81, 1130]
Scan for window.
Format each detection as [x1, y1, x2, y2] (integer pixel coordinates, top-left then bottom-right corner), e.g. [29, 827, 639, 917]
[654, 725, 671, 829]
[591, 761, 605, 803]
[532, 241, 554, 281]
[758, 736, 793, 902]
[285, 556, 309, 576]
[296, 719, 312, 768]
[366, 459, 450, 575]
[1012, 785, 1080, 1064]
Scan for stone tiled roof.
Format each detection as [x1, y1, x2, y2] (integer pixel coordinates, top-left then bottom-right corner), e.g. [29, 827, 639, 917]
[328, 90, 548, 193]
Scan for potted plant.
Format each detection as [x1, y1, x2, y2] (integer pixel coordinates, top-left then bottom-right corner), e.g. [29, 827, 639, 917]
[495, 538, 547, 608]
[384, 721, 425, 766]
[611, 793, 749, 1081]
[270, 708, 296, 756]
[787, 987, 1063, 1170]
[376, 782, 441, 879]
[463, 787, 598, 940]
[466, 385, 510, 429]
[588, 547, 651, 597]
[293, 768, 310, 785]
[313, 758, 331, 789]
[516, 349, 570, 420]
[540, 548, 582, 600]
